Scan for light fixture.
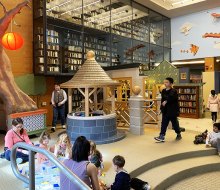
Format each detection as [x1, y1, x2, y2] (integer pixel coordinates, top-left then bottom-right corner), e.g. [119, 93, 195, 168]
[172, 60, 205, 65]
[150, 0, 206, 10]
[47, 0, 72, 12]
[61, 0, 100, 16]
[99, 15, 132, 26]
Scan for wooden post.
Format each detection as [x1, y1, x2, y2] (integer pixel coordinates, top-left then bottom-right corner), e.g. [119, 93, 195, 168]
[94, 88, 98, 111]
[110, 87, 115, 113]
[85, 88, 89, 117]
[68, 89, 73, 113]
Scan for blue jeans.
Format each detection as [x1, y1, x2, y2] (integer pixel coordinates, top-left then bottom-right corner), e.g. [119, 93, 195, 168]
[5, 150, 29, 162]
[52, 104, 66, 127]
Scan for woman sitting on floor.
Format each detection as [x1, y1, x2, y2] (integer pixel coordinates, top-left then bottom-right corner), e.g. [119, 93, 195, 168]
[4, 117, 32, 164]
[60, 136, 105, 190]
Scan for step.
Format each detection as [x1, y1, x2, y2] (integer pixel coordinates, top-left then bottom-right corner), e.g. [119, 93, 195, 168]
[137, 155, 220, 190]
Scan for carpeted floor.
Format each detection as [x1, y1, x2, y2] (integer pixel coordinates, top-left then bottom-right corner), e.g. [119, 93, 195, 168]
[0, 117, 218, 190]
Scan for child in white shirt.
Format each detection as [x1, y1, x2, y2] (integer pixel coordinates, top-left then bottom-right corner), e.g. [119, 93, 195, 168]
[206, 123, 220, 156]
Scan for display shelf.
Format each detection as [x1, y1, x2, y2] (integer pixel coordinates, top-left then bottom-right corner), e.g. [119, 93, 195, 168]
[33, 0, 171, 76]
[174, 85, 200, 119]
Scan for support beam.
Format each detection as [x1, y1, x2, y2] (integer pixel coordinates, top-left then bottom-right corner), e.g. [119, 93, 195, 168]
[94, 89, 98, 111]
[85, 88, 89, 117]
[110, 87, 115, 113]
[68, 89, 73, 113]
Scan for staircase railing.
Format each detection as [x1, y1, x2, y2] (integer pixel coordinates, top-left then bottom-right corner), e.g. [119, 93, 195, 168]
[11, 142, 92, 190]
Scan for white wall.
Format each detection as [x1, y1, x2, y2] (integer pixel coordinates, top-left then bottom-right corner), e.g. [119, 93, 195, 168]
[106, 68, 146, 94]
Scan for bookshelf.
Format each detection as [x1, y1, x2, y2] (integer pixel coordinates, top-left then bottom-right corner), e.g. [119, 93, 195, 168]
[33, 0, 171, 76]
[174, 85, 200, 119]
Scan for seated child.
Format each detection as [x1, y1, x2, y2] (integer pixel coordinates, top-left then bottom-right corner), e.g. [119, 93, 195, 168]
[54, 133, 72, 159]
[106, 155, 151, 190]
[108, 155, 131, 190]
[206, 122, 220, 156]
[89, 141, 103, 175]
[37, 131, 51, 164]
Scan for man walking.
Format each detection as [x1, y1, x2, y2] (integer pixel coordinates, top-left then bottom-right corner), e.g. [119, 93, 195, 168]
[154, 77, 182, 142]
[51, 83, 67, 132]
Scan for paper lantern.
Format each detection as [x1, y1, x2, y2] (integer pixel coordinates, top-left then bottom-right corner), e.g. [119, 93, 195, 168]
[2, 32, 24, 50]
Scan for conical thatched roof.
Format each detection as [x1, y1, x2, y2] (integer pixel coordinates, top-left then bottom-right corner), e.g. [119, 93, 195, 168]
[61, 51, 120, 88]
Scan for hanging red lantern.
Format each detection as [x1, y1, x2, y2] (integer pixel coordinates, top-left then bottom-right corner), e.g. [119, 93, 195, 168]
[2, 32, 24, 50]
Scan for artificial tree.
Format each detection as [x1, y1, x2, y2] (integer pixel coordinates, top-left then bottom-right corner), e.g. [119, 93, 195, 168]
[0, 0, 37, 114]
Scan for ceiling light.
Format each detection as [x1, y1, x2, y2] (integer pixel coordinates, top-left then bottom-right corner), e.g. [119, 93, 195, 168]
[172, 60, 205, 65]
[150, 0, 206, 10]
[61, 0, 100, 16]
[47, 0, 72, 12]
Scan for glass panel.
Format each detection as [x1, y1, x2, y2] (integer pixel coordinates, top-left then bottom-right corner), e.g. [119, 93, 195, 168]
[63, 29, 83, 74]
[84, 30, 111, 67]
[164, 18, 171, 48]
[46, 25, 62, 74]
[164, 47, 171, 62]
[149, 10, 163, 46]
[111, 1, 133, 65]
[132, 40, 149, 64]
[34, 20, 45, 74]
[83, 0, 111, 33]
[132, 2, 149, 43]
[132, 2, 149, 64]
[149, 44, 163, 68]
[46, 0, 83, 26]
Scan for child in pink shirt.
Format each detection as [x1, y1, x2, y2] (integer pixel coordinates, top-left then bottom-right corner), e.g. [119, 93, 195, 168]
[5, 118, 32, 164]
[37, 131, 51, 164]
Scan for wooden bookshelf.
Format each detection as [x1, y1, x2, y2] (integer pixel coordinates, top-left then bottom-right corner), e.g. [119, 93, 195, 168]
[174, 85, 200, 119]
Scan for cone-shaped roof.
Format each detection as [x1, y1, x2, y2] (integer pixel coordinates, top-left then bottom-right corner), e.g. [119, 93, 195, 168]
[61, 51, 120, 88]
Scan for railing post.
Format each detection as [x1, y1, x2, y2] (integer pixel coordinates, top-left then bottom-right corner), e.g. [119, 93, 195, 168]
[129, 92, 145, 135]
[29, 150, 35, 190]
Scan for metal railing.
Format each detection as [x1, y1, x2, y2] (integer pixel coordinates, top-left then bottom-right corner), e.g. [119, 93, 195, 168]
[11, 142, 92, 190]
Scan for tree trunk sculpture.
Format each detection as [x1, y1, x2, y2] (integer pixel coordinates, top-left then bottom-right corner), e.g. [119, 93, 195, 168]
[0, 1, 37, 114]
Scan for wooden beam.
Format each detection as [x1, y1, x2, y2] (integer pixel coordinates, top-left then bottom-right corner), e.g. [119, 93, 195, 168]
[89, 88, 97, 97]
[111, 87, 115, 113]
[78, 88, 85, 97]
[94, 89, 98, 111]
[68, 89, 73, 113]
[85, 88, 89, 117]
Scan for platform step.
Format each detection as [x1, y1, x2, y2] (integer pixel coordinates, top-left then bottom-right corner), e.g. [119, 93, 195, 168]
[137, 155, 220, 190]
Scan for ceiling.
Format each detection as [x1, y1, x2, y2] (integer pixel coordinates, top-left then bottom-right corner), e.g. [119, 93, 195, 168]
[135, 0, 220, 18]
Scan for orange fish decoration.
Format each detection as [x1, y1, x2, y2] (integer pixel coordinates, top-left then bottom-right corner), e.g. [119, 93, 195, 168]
[211, 13, 220, 18]
[180, 44, 199, 56]
[190, 44, 199, 56]
[202, 33, 220, 38]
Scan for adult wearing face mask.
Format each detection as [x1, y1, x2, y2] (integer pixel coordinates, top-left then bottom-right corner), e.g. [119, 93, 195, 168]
[207, 90, 220, 123]
[4, 118, 32, 164]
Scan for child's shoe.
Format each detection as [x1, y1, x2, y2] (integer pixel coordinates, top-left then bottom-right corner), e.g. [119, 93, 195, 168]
[154, 135, 165, 142]
[143, 184, 151, 190]
[16, 158, 23, 164]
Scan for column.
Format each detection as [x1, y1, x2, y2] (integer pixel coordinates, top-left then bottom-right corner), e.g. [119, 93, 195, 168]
[129, 95, 145, 135]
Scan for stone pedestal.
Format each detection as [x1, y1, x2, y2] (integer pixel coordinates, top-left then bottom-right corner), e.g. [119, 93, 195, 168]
[129, 95, 145, 135]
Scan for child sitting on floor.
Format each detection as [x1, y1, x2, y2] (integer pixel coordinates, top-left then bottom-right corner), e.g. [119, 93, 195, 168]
[54, 133, 72, 159]
[37, 131, 51, 164]
[206, 122, 220, 156]
[106, 155, 151, 190]
[89, 141, 103, 176]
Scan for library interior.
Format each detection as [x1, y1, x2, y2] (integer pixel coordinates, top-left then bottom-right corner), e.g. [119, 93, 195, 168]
[0, 0, 220, 190]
